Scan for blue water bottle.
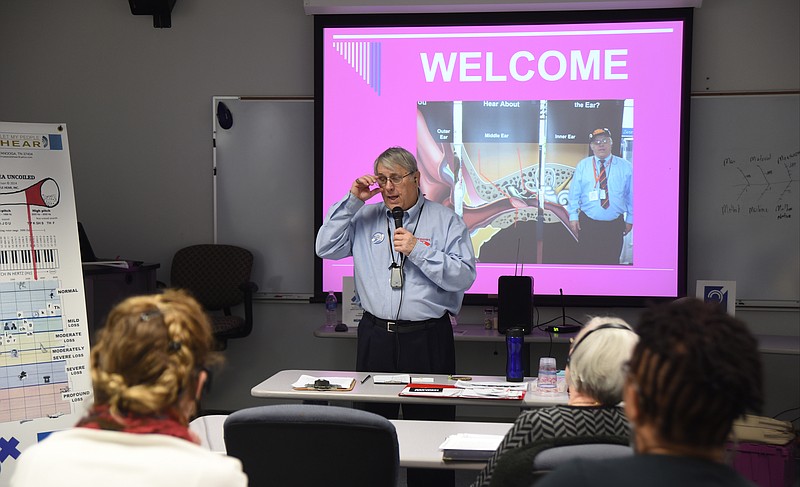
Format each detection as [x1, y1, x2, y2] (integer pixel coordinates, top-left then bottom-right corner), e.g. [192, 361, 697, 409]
[506, 327, 525, 382]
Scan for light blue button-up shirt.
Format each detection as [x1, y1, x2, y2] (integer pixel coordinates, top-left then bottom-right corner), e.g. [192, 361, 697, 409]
[567, 154, 634, 224]
[316, 192, 477, 321]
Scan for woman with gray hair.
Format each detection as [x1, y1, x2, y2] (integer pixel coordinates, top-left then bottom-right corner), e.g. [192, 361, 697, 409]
[470, 316, 638, 487]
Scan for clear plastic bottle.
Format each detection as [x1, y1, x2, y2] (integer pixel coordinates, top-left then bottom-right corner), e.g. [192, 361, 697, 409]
[484, 307, 495, 330]
[325, 291, 338, 326]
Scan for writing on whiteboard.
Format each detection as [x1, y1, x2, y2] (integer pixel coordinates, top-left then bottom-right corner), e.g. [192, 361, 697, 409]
[719, 150, 799, 221]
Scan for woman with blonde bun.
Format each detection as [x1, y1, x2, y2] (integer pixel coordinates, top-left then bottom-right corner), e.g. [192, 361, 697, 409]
[11, 290, 247, 487]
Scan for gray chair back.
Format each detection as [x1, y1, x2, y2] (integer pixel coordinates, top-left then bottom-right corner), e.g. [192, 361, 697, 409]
[533, 442, 633, 470]
[223, 404, 399, 487]
[490, 434, 632, 487]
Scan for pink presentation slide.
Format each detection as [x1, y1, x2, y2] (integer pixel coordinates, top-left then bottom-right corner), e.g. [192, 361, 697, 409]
[319, 18, 687, 299]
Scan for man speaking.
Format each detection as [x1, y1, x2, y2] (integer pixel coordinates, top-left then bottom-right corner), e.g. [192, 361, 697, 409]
[316, 146, 476, 487]
[567, 128, 633, 264]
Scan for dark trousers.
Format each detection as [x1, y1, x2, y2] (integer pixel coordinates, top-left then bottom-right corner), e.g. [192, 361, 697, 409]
[577, 212, 625, 264]
[356, 312, 456, 487]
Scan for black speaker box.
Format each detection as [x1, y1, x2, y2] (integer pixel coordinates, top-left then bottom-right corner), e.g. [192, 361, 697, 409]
[497, 276, 534, 334]
[129, 0, 176, 27]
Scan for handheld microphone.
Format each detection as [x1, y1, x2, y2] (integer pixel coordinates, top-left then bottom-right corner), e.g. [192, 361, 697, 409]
[391, 206, 404, 230]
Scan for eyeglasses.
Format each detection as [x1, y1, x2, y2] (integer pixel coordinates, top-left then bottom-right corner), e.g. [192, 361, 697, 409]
[376, 172, 413, 187]
[590, 138, 611, 146]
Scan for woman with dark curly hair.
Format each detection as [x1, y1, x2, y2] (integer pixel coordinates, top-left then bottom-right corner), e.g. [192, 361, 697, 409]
[537, 298, 763, 487]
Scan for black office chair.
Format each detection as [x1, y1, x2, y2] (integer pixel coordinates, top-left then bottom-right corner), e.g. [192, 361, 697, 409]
[490, 434, 633, 487]
[169, 244, 258, 350]
[223, 404, 400, 487]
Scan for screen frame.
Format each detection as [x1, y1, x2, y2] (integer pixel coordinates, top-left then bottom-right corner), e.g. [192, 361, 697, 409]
[313, 8, 692, 308]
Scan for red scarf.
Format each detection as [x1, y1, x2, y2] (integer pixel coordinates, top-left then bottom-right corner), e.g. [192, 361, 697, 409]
[78, 404, 198, 444]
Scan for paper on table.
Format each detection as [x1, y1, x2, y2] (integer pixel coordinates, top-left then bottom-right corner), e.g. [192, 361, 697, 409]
[373, 374, 411, 384]
[454, 381, 528, 390]
[398, 384, 461, 397]
[455, 381, 528, 399]
[459, 388, 526, 400]
[373, 374, 435, 384]
[291, 375, 355, 389]
[439, 433, 505, 461]
[399, 382, 527, 400]
[439, 433, 505, 451]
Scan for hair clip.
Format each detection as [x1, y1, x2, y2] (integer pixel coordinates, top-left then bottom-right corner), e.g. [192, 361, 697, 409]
[168, 341, 182, 353]
[140, 310, 161, 322]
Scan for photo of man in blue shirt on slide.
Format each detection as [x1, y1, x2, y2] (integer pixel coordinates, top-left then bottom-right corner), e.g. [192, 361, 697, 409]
[567, 128, 633, 265]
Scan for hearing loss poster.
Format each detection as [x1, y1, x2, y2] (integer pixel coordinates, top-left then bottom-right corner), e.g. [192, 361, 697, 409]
[0, 122, 92, 484]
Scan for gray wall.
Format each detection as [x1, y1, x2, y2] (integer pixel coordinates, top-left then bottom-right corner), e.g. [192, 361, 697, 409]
[1, 0, 797, 424]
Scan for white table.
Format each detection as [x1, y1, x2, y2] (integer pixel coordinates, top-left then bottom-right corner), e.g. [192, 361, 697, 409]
[190, 414, 514, 470]
[391, 419, 513, 470]
[251, 369, 568, 407]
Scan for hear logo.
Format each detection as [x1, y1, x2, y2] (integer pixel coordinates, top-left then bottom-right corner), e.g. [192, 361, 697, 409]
[696, 280, 736, 316]
[703, 285, 728, 308]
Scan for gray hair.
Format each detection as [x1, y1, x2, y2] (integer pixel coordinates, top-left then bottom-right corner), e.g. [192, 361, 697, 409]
[373, 146, 418, 175]
[567, 316, 638, 406]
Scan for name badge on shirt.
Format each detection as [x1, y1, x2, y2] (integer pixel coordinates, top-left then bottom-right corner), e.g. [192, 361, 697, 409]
[599, 189, 607, 199]
[588, 190, 599, 202]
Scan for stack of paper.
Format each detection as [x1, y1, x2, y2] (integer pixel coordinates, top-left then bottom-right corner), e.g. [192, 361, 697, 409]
[439, 433, 504, 461]
[454, 381, 528, 400]
[399, 384, 461, 397]
[373, 374, 412, 384]
[398, 381, 527, 400]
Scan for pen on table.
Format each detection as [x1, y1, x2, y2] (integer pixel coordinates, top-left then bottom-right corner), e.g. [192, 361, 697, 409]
[361, 374, 371, 384]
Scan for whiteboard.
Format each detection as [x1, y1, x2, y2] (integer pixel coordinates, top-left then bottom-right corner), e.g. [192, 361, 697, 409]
[213, 97, 314, 299]
[687, 94, 800, 306]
